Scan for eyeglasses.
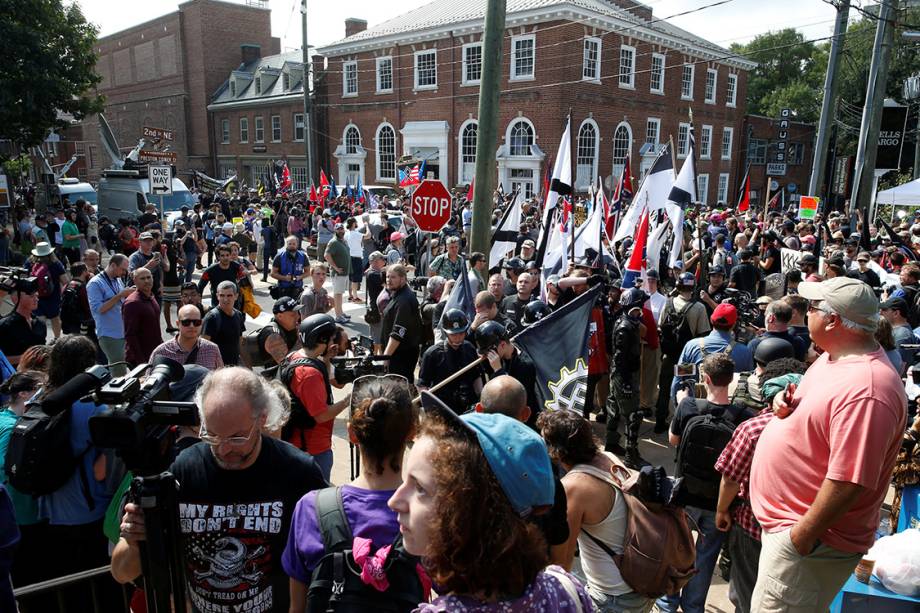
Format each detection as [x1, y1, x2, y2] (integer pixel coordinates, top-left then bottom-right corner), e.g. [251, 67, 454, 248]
[199, 423, 258, 447]
[180, 319, 203, 327]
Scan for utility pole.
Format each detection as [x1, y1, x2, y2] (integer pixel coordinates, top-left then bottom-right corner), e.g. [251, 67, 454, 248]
[849, 0, 896, 220]
[809, 0, 849, 199]
[301, 0, 315, 187]
[469, 0, 507, 256]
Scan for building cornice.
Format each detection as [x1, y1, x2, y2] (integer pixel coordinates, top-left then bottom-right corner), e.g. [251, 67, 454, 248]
[207, 92, 305, 112]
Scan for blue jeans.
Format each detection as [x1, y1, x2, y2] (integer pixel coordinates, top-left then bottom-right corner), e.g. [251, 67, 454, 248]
[312, 449, 333, 483]
[655, 506, 725, 613]
[591, 588, 654, 613]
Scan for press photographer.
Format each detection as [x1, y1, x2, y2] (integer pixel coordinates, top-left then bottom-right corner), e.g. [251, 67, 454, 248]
[111, 367, 328, 613]
[0, 268, 46, 367]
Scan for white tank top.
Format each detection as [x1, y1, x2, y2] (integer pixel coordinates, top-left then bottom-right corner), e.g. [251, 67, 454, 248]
[566, 453, 631, 596]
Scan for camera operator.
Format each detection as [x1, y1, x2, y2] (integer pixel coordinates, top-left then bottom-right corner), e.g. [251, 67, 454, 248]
[417, 309, 482, 414]
[475, 320, 540, 428]
[380, 264, 422, 380]
[283, 314, 352, 481]
[113, 367, 328, 613]
[271, 235, 310, 300]
[0, 282, 47, 367]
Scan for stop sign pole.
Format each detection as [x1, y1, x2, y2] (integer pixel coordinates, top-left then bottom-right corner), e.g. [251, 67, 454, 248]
[410, 179, 452, 233]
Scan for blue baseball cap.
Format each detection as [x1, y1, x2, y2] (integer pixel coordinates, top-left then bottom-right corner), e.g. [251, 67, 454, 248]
[420, 391, 554, 517]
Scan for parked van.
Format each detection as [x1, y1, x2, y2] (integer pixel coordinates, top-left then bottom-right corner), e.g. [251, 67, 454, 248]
[97, 169, 195, 223]
[35, 177, 98, 212]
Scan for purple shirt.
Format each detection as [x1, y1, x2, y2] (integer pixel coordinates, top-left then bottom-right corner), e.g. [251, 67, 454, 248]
[282, 485, 399, 583]
[414, 566, 594, 612]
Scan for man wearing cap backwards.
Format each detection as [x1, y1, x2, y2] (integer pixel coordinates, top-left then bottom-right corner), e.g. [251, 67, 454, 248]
[246, 296, 303, 371]
[879, 297, 917, 372]
[324, 223, 352, 324]
[749, 277, 907, 612]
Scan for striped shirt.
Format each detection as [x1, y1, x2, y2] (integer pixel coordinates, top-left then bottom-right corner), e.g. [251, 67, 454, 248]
[149, 337, 224, 370]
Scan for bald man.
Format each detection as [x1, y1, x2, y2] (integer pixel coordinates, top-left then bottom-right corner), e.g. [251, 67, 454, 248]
[475, 375, 531, 423]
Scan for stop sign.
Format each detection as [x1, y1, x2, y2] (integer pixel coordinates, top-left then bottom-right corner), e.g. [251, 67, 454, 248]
[410, 180, 452, 232]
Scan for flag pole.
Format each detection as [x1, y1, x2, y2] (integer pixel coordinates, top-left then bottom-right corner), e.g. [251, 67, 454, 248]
[763, 175, 773, 219]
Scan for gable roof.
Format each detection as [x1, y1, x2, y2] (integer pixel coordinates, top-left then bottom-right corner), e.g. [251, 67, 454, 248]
[317, 0, 755, 70]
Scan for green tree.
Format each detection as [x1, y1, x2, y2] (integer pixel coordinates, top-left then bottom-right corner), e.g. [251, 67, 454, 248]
[0, 0, 104, 152]
[730, 29, 826, 122]
[2, 155, 32, 185]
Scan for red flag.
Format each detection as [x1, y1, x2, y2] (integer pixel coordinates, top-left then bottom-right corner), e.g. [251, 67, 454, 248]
[736, 165, 751, 212]
[606, 158, 633, 239]
[309, 184, 318, 202]
[622, 211, 650, 288]
[280, 163, 292, 191]
[319, 169, 330, 196]
[466, 177, 474, 202]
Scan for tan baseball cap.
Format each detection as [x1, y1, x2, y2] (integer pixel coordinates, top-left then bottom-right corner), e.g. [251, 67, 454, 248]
[796, 277, 879, 327]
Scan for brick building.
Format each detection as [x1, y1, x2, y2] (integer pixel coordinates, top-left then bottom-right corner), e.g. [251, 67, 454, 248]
[314, 0, 755, 205]
[80, 0, 279, 182]
[741, 114, 816, 207]
[207, 49, 319, 190]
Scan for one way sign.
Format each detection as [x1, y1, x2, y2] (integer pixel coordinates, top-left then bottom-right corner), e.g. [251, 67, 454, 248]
[148, 165, 173, 196]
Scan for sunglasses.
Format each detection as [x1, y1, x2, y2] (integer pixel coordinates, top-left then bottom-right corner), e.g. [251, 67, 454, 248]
[180, 319, 203, 327]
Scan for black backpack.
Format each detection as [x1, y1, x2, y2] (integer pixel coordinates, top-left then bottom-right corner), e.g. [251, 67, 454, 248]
[4, 397, 95, 508]
[660, 298, 696, 358]
[307, 487, 426, 612]
[674, 400, 747, 512]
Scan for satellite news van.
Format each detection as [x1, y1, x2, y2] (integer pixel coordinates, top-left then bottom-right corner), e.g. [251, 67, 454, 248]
[95, 115, 194, 224]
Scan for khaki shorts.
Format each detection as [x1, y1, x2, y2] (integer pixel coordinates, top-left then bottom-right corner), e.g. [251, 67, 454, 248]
[332, 274, 349, 294]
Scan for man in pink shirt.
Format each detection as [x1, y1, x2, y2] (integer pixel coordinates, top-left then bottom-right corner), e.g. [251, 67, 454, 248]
[749, 277, 906, 612]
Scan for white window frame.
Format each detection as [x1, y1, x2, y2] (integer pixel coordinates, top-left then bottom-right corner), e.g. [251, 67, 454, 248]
[462, 43, 483, 86]
[375, 123, 397, 183]
[645, 118, 660, 145]
[575, 118, 600, 190]
[254, 116, 264, 143]
[612, 121, 633, 179]
[700, 125, 713, 160]
[220, 119, 229, 144]
[618, 45, 636, 89]
[697, 173, 709, 205]
[726, 73, 738, 107]
[721, 127, 734, 160]
[677, 122, 690, 158]
[414, 49, 437, 90]
[582, 37, 601, 82]
[650, 53, 665, 94]
[343, 60, 358, 97]
[239, 117, 249, 143]
[458, 119, 478, 184]
[510, 34, 536, 81]
[376, 56, 393, 93]
[705, 68, 717, 104]
[506, 117, 536, 156]
[717, 173, 730, 204]
[293, 113, 304, 142]
[271, 115, 281, 143]
[681, 64, 694, 100]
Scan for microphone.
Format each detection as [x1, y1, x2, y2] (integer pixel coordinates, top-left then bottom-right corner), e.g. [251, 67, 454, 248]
[40, 365, 111, 415]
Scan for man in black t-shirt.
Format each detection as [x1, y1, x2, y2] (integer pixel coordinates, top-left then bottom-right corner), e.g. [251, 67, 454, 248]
[113, 367, 327, 613]
[202, 281, 246, 365]
[381, 264, 422, 380]
[0, 288, 47, 365]
[501, 271, 535, 330]
[728, 249, 759, 296]
[758, 232, 782, 276]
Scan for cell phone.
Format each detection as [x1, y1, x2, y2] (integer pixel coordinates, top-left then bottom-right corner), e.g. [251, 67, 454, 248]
[674, 363, 697, 377]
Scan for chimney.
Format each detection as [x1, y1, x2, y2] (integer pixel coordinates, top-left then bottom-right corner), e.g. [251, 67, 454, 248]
[241, 44, 262, 66]
[344, 18, 368, 38]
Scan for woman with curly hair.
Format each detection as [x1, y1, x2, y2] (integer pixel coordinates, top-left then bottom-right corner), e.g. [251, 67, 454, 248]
[389, 393, 593, 611]
[284, 375, 422, 612]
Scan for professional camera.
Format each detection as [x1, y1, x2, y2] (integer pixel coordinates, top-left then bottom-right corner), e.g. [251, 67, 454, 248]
[721, 289, 761, 332]
[0, 265, 38, 294]
[89, 356, 199, 475]
[408, 276, 429, 291]
[332, 335, 391, 384]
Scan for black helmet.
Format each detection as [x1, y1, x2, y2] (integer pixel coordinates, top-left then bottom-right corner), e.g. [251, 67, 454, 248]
[753, 336, 795, 366]
[677, 272, 696, 287]
[522, 300, 552, 326]
[474, 320, 510, 353]
[441, 308, 471, 335]
[503, 257, 525, 272]
[619, 287, 648, 311]
[299, 313, 337, 348]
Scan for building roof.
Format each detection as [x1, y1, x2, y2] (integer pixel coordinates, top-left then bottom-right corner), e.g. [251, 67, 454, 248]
[317, 0, 755, 69]
[209, 49, 308, 108]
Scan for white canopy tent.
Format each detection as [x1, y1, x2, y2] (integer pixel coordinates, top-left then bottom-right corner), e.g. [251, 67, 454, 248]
[876, 177, 920, 205]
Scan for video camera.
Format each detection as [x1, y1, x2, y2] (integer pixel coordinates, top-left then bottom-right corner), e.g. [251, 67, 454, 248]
[332, 335, 391, 384]
[0, 265, 39, 294]
[721, 288, 761, 327]
[408, 276, 429, 291]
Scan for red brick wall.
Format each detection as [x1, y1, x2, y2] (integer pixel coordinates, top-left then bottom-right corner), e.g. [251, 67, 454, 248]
[742, 115, 816, 205]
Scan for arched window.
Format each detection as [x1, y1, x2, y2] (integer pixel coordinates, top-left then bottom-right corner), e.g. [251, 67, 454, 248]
[344, 125, 361, 154]
[508, 120, 534, 156]
[612, 122, 632, 179]
[576, 120, 598, 189]
[459, 121, 478, 184]
[375, 124, 396, 181]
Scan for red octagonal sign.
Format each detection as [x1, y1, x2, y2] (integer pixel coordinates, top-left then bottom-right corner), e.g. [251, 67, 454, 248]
[410, 180, 452, 233]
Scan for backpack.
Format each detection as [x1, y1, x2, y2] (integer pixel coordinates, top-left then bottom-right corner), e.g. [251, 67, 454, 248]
[30, 261, 54, 299]
[277, 356, 322, 434]
[578, 461, 696, 599]
[307, 487, 427, 612]
[730, 372, 766, 414]
[674, 400, 746, 511]
[4, 396, 95, 509]
[659, 298, 696, 358]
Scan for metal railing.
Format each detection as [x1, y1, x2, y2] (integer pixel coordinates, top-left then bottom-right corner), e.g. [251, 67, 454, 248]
[13, 565, 132, 613]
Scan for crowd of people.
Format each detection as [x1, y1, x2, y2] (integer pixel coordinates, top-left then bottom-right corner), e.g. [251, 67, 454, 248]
[0, 180, 917, 613]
